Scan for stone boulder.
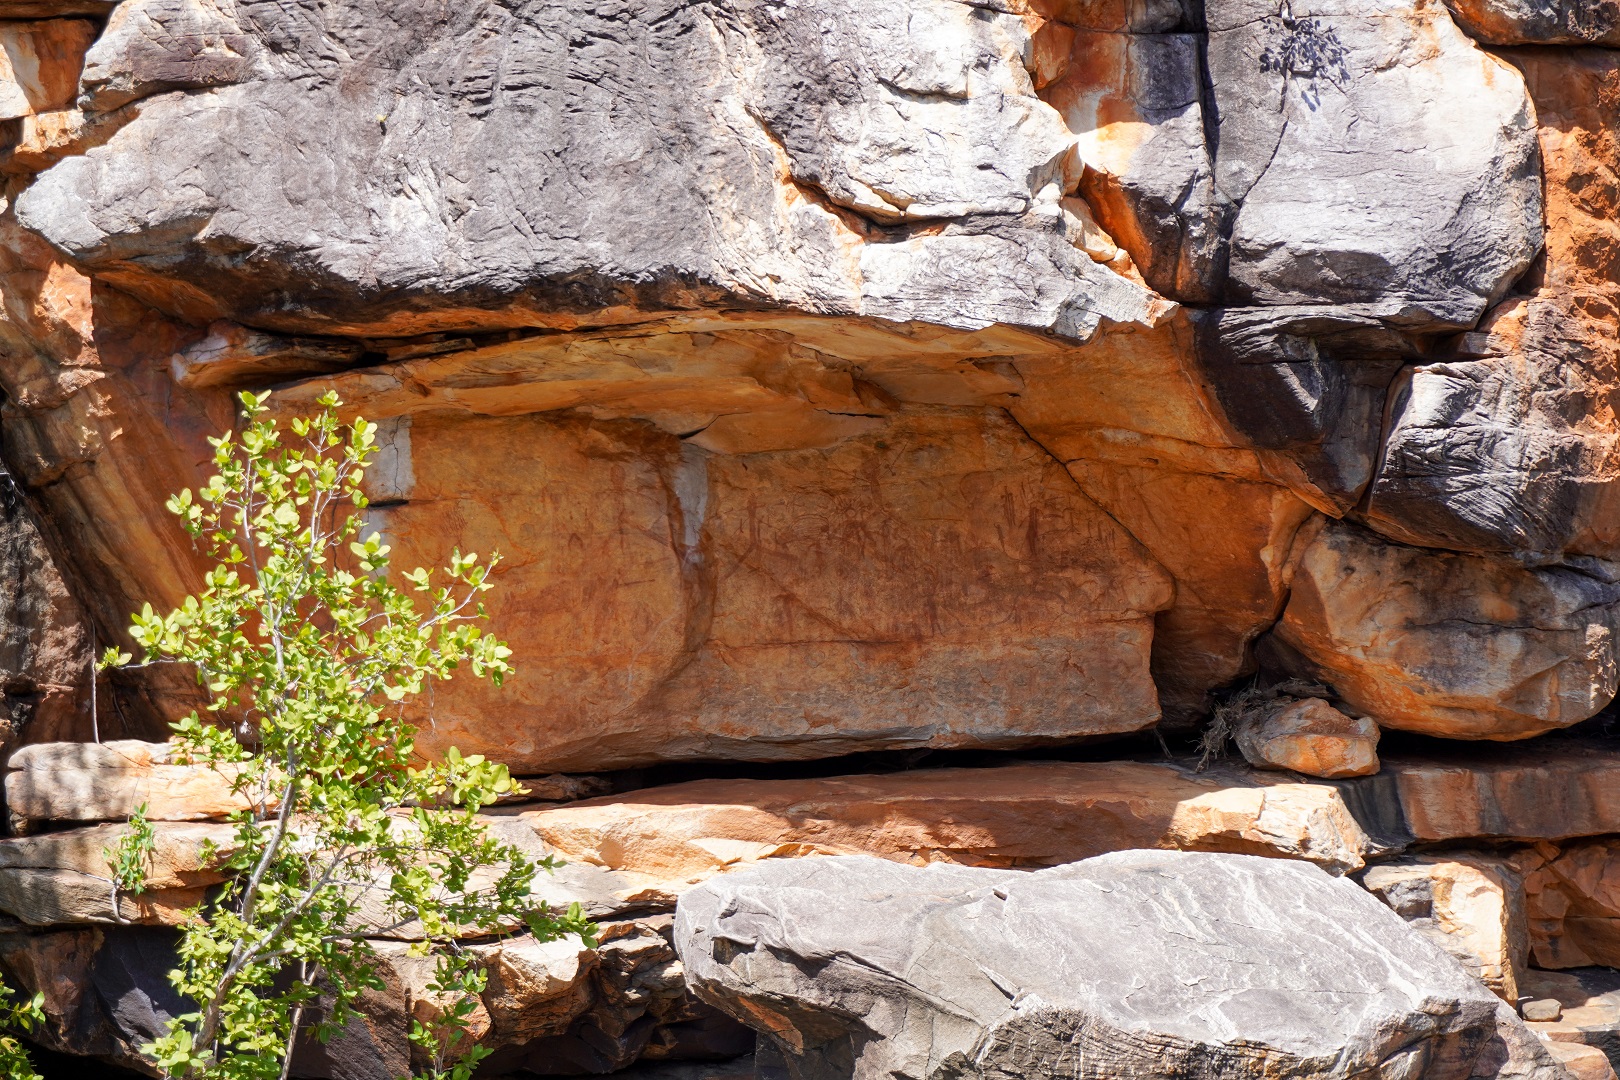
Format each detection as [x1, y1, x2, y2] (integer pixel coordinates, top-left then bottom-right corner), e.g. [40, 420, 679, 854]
[1205, 0, 1542, 328]
[1361, 854, 1529, 1002]
[1265, 520, 1620, 739]
[15, 0, 1162, 342]
[0, 924, 190, 1072]
[1233, 695, 1380, 778]
[5, 739, 264, 827]
[675, 851, 1565, 1080]
[1363, 49, 1620, 559]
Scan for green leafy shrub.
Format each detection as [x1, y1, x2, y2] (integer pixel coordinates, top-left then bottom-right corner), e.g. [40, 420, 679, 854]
[0, 977, 44, 1080]
[109, 391, 593, 1080]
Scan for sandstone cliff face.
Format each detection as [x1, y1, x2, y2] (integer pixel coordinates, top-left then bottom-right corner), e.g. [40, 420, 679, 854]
[0, 0, 1610, 769]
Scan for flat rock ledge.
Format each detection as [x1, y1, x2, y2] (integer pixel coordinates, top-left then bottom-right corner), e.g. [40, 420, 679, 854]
[8, 741, 1620, 1076]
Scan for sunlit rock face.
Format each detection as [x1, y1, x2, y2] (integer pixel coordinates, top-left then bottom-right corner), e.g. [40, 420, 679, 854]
[1, 0, 1616, 770]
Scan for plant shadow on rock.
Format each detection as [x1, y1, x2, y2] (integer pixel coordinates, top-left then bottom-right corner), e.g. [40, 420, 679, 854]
[1260, 17, 1351, 111]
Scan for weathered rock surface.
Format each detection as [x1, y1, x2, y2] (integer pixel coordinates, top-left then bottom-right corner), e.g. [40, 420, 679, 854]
[311, 408, 1174, 773]
[1516, 840, 1620, 971]
[0, 18, 95, 122]
[1337, 745, 1620, 844]
[1233, 695, 1380, 778]
[15, 0, 1162, 341]
[1042, 27, 1228, 303]
[1003, 312, 1320, 724]
[1266, 520, 1620, 739]
[0, 924, 190, 1073]
[5, 0, 1620, 1074]
[0, 472, 86, 747]
[1363, 48, 1620, 559]
[1362, 854, 1529, 1002]
[1206, 0, 1542, 327]
[5, 740, 263, 826]
[0, 0, 1575, 775]
[523, 760, 1382, 900]
[676, 851, 1566, 1080]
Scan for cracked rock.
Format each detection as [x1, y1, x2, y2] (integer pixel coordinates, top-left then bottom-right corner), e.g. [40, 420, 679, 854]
[675, 851, 1567, 1080]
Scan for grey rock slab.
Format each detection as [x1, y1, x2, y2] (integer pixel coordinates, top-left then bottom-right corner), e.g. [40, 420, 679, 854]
[1364, 292, 1620, 559]
[16, 0, 1163, 342]
[1192, 305, 1414, 513]
[1205, 0, 1543, 329]
[1443, 0, 1620, 44]
[1047, 30, 1233, 303]
[675, 851, 1568, 1080]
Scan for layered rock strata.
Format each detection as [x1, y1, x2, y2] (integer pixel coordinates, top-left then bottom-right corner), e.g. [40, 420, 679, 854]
[13, 741, 1620, 1074]
[0, 0, 1609, 763]
[1, 0, 1619, 1075]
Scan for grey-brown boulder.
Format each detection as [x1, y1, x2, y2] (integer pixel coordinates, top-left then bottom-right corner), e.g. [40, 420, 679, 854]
[1205, 0, 1542, 329]
[1445, 0, 1620, 43]
[1191, 307, 1415, 516]
[16, 0, 1163, 342]
[1363, 49, 1620, 560]
[1266, 520, 1620, 739]
[1233, 696, 1380, 778]
[676, 852, 1566, 1080]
